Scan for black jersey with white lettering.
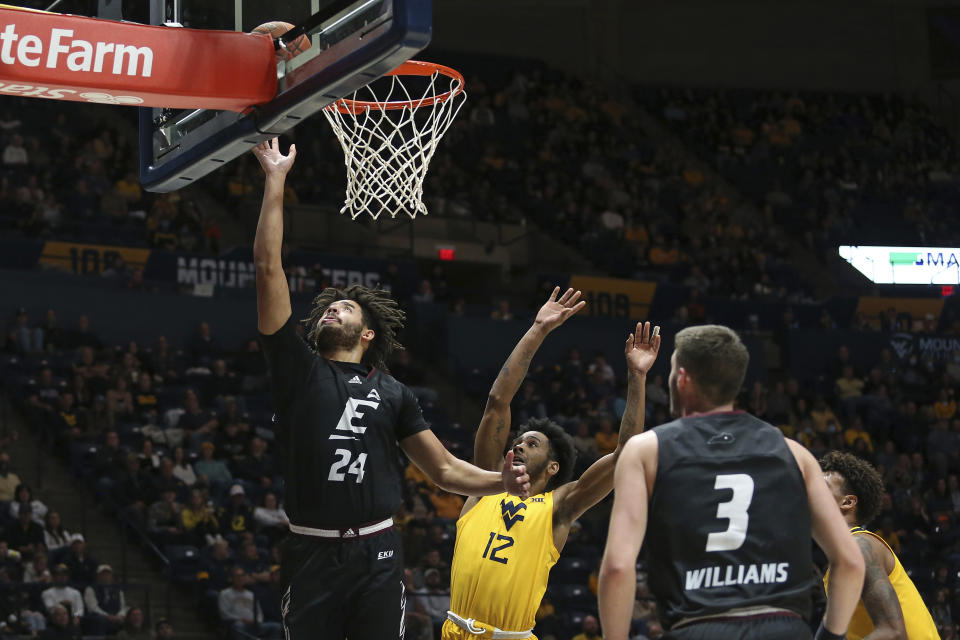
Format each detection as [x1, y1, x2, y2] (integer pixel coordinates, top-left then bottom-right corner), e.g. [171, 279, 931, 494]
[645, 411, 815, 629]
[259, 315, 428, 529]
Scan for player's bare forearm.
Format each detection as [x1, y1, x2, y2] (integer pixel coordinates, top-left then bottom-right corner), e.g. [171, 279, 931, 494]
[475, 287, 585, 470]
[253, 175, 285, 266]
[857, 537, 907, 640]
[402, 430, 530, 498]
[598, 561, 635, 640]
[598, 438, 649, 640]
[252, 139, 296, 334]
[618, 322, 660, 451]
[474, 324, 547, 469]
[617, 369, 647, 449]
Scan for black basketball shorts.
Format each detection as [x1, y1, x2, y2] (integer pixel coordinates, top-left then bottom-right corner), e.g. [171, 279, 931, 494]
[280, 527, 406, 639]
[664, 613, 812, 640]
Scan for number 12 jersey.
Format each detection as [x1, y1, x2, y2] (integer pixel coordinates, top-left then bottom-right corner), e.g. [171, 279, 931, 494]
[645, 412, 816, 629]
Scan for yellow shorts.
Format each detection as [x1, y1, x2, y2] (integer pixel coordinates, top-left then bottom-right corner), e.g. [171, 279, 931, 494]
[440, 619, 539, 640]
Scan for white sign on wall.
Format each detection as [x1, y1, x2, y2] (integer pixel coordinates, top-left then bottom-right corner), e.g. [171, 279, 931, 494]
[838, 246, 960, 285]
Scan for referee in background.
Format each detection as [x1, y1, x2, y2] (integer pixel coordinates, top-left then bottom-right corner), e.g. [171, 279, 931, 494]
[251, 138, 531, 640]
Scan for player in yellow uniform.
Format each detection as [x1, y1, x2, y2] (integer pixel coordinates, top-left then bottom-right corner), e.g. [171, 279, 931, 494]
[821, 451, 939, 640]
[442, 287, 661, 639]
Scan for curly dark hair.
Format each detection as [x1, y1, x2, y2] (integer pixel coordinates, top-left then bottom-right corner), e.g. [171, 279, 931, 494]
[304, 285, 405, 369]
[820, 450, 885, 525]
[518, 417, 577, 491]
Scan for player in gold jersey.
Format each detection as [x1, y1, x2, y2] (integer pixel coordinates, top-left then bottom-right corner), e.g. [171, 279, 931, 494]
[821, 451, 939, 640]
[442, 287, 661, 640]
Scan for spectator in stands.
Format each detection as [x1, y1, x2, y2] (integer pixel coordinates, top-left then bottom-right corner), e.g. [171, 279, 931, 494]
[572, 615, 602, 640]
[181, 489, 219, 547]
[148, 484, 185, 545]
[116, 606, 148, 640]
[23, 549, 51, 584]
[94, 430, 125, 480]
[236, 542, 269, 586]
[413, 568, 450, 637]
[235, 437, 276, 490]
[41, 564, 84, 621]
[252, 492, 287, 544]
[132, 374, 158, 421]
[39, 604, 77, 640]
[171, 446, 197, 487]
[201, 539, 233, 592]
[0, 540, 20, 580]
[152, 458, 185, 496]
[490, 299, 514, 321]
[0, 563, 45, 635]
[218, 485, 254, 541]
[204, 359, 237, 405]
[154, 618, 174, 640]
[215, 408, 250, 466]
[2, 134, 27, 166]
[189, 322, 221, 366]
[217, 567, 282, 639]
[65, 315, 102, 351]
[83, 564, 127, 635]
[402, 568, 433, 640]
[27, 368, 59, 413]
[428, 487, 464, 520]
[146, 336, 182, 384]
[42, 511, 71, 551]
[106, 376, 134, 425]
[0, 452, 20, 502]
[4, 503, 43, 556]
[63, 534, 97, 585]
[179, 392, 218, 450]
[194, 442, 232, 488]
[594, 416, 619, 457]
[113, 453, 156, 516]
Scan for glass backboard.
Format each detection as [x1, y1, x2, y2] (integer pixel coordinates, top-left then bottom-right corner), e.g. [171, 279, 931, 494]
[138, 0, 430, 192]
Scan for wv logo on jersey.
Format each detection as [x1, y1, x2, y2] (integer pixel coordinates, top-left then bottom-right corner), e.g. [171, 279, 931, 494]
[500, 499, 527, 530]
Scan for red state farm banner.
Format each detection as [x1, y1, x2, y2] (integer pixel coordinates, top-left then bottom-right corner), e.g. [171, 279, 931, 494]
[0, 5, 277, 111]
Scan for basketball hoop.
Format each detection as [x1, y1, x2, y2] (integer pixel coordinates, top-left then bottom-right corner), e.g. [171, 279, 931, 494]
[322, 60, 467, 220]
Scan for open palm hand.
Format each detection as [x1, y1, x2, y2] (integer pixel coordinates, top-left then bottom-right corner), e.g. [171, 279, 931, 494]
[534, 287, 587, 333]
[625, 321, 661, 374]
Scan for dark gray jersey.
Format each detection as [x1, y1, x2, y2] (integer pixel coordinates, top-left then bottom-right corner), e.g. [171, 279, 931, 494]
[645, 411, 815, 629]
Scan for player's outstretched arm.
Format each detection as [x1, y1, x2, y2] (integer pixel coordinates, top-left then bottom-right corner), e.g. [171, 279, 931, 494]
[788, 440, 865, 637]
[401, 429, 531, 498]
[554, 322, 660, 526]
[252, 138, 296, 335]
[472, 286, 584, 472]
[598, 434, 655, 640]
[856, 535, 906, 640]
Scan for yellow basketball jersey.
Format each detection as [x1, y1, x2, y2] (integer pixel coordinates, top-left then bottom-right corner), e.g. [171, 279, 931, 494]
[824, 527, 939, 640]
[447, 491, 559, 633]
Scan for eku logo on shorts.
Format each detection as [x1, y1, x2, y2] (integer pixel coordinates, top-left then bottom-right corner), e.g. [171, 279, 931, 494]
[377, 550, 394, 560]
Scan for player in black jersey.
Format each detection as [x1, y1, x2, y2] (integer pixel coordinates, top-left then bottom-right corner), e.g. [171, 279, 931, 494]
[251, 139, 531, 640]
[598, 324, 864, 640]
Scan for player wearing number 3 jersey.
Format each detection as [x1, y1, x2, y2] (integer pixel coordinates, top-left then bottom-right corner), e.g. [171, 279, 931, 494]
[251, 139, 531, 640]
[599, 324, 866, 640]
[443, 288, 662, 640]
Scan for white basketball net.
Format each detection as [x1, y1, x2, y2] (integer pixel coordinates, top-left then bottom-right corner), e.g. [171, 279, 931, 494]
[322, 68, 467, 220]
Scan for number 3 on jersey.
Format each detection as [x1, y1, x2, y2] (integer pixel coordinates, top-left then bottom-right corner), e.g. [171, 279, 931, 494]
[705, 473, 754, 552]
[328, 449, 367, 483]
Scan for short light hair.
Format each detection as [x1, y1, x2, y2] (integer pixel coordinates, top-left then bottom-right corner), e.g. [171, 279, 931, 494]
[674, 325, 749, 406]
